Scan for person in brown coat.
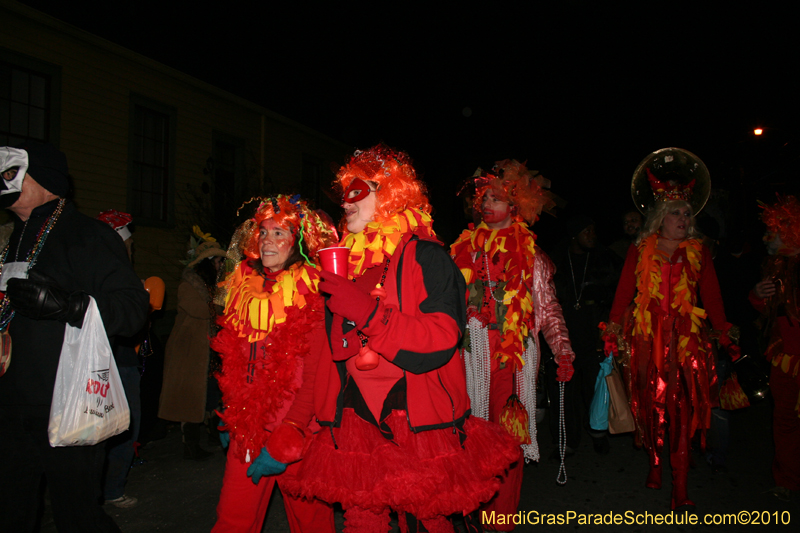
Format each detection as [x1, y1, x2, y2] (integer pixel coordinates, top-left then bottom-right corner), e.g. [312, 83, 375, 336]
[158, 231, 226, 459]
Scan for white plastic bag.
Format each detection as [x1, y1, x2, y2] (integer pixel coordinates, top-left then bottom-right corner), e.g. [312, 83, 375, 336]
[48, 297, 130, 446]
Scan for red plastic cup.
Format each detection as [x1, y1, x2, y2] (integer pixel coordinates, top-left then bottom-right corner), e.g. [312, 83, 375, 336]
[318, 247, 350, 276]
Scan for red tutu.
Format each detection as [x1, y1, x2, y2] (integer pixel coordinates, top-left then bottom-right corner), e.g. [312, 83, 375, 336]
[284, 409, 520, 520]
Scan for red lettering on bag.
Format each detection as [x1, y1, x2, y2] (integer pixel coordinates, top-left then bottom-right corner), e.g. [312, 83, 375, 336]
[86, 379, 110, 397]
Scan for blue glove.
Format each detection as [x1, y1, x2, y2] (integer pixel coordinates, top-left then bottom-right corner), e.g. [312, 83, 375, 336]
[246, 447, 286, 484]
[218, 418, 229, 449]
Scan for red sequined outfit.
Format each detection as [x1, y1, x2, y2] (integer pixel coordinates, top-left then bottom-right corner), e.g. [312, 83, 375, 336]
[610, 239, 731, 509]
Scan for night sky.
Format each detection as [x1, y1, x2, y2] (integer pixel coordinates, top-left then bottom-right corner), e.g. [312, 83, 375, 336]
[19, 2, 800, 245]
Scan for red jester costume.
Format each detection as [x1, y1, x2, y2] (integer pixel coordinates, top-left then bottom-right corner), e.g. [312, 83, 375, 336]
[210, 195, 336, 533]
[450, 161, 574, 530]
[604, 150, 739, 510]
[287, 145, 519, 533]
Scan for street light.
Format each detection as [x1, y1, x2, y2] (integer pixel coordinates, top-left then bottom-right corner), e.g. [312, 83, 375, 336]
[754, 127, 763, 136]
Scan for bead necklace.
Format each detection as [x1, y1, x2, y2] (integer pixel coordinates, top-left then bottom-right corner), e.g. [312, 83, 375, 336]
[482, 251, 505, 304]
[356, 258, 391, 349]
[0, 198, 66, 331]
[567, 250, 589, 310]
[556, 381, 567, 484]
[14, 218, 30, 261]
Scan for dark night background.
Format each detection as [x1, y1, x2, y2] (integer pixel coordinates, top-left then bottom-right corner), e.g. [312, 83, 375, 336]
[19, 2, 800, 246]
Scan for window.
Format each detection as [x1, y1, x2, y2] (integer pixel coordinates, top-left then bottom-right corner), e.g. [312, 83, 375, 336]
[301, 153, 323, 207]
[0, 50, 61, 146]
[128, 95, 175, 225]
[212, 132, 245, 223]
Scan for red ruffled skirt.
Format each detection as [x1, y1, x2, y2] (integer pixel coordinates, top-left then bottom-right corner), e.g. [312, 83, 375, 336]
[284, 409, 519, 519]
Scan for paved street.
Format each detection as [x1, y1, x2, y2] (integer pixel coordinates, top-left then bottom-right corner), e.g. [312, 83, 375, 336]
[41, 396, 798, 532]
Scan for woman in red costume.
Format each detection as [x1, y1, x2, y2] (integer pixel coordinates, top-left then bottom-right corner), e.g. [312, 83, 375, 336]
[604, 149, 739, 510]
[450, 161, 574, 530]
[210, 195, 337, 533]
[288, 144, 519, 533]
[750, 196, 800, 502]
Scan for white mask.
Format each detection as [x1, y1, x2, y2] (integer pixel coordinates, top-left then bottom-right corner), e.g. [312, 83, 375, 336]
[0, 147, 30, 196]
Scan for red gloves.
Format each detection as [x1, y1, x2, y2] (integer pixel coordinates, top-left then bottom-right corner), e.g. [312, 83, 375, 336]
[598, 321, 620, 357]
[556, 354, 574, 382]
[319, 271, 378, 328]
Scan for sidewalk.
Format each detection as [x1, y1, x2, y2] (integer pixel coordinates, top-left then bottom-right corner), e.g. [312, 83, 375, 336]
[41, 398, 797, 532]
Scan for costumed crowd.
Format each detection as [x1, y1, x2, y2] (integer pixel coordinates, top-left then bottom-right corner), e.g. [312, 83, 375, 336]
[0, 141, 796, 533]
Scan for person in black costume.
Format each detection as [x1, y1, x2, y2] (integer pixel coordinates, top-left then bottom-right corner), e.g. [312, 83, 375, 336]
[547, 215, 619, 458]
[0, 142, 149, 532]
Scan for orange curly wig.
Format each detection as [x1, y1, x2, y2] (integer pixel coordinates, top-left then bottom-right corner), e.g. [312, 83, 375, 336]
[240, 194, 337, 262]
[336, 143, 431, 222]
[472, 159, 554, 226]
[761, 195, 800, 250]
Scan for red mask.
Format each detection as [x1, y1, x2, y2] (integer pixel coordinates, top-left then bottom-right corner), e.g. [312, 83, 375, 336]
[343, 178, 373, 204]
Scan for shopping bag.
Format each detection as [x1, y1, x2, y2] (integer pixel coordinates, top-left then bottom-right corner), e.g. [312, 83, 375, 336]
[606, 360, 635, 434]
[48, 297, 130, 446]
[589, 355, 614, 431]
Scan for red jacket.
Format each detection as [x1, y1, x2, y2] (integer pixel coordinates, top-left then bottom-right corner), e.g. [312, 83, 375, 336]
[314, 236, 470, 433]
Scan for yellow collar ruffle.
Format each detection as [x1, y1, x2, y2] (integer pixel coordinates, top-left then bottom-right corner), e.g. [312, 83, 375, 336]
[221, 262, 320, 342]
[340, 208, 436, 277]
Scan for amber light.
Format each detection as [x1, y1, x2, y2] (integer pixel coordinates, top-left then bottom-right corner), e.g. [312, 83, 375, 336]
[754, 128, 763, 136]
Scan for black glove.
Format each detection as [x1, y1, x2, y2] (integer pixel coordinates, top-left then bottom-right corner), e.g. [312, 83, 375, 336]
[7, 270, 89, 327]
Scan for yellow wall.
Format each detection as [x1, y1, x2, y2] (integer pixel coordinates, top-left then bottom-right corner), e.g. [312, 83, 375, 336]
[1, 1, 348, 314]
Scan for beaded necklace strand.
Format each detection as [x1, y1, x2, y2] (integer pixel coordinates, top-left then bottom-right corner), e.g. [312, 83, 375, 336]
[483, 251, 506, 304]
[567, 251, 589, 310]
[0, 198, 66, 330]
[356, 258, 391, 349]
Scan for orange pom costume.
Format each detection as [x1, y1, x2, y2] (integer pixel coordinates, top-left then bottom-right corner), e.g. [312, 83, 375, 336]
[211, 195, 337, 533]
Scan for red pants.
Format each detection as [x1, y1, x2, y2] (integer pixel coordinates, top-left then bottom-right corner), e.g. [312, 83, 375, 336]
[771, 366, 800, 490]
[478, 360, 523, 532]
[213, 441, 335, 533]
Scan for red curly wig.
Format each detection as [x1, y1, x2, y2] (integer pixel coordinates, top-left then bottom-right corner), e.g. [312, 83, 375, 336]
[336, 143, 431, 222]
[761, 195, 800, 250]
[239, 194, 337, 262]
[472, 159, 554, 226]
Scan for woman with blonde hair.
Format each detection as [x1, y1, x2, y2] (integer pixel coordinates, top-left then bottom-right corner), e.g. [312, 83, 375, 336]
[604, 149, 739, 511]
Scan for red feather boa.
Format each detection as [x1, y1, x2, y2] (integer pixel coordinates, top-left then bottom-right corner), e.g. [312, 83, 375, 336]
[211, 292, 323, 462]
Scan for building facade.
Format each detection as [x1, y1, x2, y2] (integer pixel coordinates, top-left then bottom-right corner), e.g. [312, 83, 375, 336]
[1, 1, 348, 319]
